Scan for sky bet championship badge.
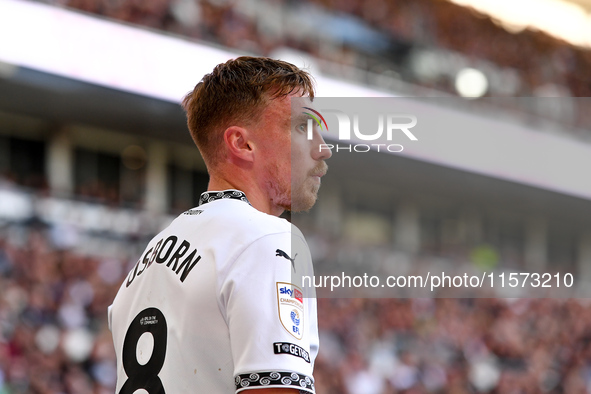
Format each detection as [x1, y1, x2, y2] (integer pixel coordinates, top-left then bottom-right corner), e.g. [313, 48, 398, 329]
[276, 282, 304, 340]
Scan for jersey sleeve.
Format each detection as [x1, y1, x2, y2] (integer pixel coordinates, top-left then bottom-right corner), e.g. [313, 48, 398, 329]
[219, 231, 318, 393]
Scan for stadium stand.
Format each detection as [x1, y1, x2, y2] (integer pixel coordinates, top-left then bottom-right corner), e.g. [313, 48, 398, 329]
[26, 0, 591, 134]
[32, 0, 591, 99]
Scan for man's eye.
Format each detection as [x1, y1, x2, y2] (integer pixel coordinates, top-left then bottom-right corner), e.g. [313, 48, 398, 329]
[297, 123, 307, 132]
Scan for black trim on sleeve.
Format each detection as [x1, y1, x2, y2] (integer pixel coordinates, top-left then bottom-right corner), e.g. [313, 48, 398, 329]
[235, 371, 314, 393]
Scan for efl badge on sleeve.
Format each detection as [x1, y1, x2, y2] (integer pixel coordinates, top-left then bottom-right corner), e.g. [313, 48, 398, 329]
[276, 282, 305, 340]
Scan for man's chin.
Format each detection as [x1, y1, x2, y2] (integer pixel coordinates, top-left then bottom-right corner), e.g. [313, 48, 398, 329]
[288, 193, 318, 213]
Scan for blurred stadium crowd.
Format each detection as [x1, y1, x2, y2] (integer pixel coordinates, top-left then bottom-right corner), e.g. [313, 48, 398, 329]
[2, 206, 591, 393]
[0, 225, 119, 393]
[34, 0, 590, 99]
[314, 296, 591, 393]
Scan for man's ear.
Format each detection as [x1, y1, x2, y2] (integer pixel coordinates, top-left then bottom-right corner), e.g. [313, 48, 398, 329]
[223, 126, 254, 162]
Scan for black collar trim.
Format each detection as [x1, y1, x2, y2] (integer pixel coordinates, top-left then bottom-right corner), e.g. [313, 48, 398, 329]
[198, 190, 251, 206]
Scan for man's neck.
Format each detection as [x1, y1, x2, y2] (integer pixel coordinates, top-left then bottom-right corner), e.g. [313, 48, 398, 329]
[207, 177, 284, 217]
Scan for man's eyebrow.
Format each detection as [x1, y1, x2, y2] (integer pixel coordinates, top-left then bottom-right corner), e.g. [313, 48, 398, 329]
[292, 113, 313, 122]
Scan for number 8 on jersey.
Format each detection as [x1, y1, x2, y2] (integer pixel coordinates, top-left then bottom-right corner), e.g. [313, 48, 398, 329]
[120, 307, 168, 394]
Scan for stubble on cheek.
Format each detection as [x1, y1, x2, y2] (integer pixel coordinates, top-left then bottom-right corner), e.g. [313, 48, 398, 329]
[267, 163, 292, 211]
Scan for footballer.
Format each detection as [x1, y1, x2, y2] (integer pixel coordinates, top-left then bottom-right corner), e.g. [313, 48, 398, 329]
[108, 57, 331, 393]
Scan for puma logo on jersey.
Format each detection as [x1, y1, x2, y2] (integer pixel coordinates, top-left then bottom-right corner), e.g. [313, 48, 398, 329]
[276, 249, 297, 271]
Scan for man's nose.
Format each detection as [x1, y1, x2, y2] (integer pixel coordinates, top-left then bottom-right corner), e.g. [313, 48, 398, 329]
[314, 131, 332, 160]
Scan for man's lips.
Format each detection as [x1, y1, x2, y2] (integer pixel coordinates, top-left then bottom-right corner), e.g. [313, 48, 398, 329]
[310, 162, 328, 178]
[310, 168, 326, 185]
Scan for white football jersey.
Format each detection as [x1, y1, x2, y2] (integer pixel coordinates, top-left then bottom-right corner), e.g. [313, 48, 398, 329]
[109, 190, 318, 393]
